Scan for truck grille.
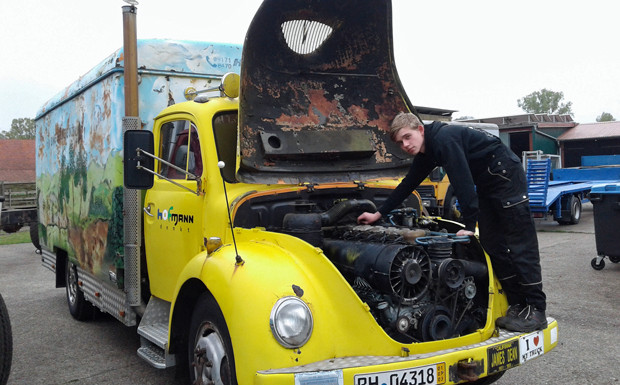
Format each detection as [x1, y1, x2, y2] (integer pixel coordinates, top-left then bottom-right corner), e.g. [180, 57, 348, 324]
[415, 185, 435, 199]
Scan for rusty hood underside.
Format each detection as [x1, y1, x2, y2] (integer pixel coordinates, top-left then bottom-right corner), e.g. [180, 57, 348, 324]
[238, 0, 417, 184]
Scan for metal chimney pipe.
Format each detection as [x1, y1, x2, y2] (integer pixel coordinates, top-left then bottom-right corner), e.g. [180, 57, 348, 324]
[121, 4, 143, 312]
[122, 5, 139, 118]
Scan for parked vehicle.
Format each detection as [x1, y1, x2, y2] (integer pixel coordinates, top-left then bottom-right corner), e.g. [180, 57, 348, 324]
[0, 182, 37, 248]
[527, 159, 588, 225]
[0, 292, 12, 385]
[526, 154, 620, 225]
[35, 2, 558, 384]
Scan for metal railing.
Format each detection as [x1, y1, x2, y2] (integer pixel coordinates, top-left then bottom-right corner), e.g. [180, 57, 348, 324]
[0, 182, 37, 209]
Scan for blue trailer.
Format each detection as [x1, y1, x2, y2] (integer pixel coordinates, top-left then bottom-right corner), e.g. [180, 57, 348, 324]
[527, 156, 620, 225]
[553, 156, 620, 182]
[527, 159, 589, 224]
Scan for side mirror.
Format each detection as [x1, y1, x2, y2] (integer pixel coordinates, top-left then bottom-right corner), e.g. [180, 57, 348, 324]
[124, 130, 155, 189]
[429, 167, 444, 182]
[220, 72, 240, 98]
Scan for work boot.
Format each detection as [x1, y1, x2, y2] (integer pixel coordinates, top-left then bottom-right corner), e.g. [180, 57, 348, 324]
[496, 304, 524, 328]
[503, 305, 548, 333]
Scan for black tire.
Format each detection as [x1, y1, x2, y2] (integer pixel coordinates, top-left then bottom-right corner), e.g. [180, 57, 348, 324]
[568, 195, 582, 224]
[556, 195, 581, 225]
[0, 292, 13, 385]
[0, 225, 21, 234]
[188, 293, 237, 385]
[29, 222, 40, 250]
[468, 371, 505, 384]
[591, 257, 605, 271]
[609, 255, 620, 264]
[443, 185, 462, 222]
[65, 260, 95, 321]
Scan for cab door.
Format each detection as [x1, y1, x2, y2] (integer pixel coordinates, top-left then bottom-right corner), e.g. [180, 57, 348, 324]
[143, 117, 205, 301]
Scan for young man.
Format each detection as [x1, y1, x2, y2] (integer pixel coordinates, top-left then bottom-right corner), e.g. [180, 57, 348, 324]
[357, 112, 547, 332]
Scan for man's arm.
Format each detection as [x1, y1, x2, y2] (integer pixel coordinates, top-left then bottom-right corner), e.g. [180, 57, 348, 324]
[436, 139, 479, 232]
[357, 156, 434, 225]
[378, 155, 435, 217]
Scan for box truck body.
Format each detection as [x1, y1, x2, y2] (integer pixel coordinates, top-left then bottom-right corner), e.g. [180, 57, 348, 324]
[36, 39, 241, 294]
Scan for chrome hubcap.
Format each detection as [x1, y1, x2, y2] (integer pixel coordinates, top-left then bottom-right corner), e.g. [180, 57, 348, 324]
[67, 264, 78, 305]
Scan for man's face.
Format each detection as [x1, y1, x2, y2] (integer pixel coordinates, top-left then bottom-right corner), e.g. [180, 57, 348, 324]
[394, 125, 425, 155]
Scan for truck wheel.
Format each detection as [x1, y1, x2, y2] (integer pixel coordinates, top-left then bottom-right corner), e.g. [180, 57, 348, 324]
[188, 293, 237, 385]
[29, 222, 40, 250]
[0, 225, 21, 234]
[591, 257, 605, 271]
[0, 292, 12, 385]
[567, 195, 581, 224]
[65, 261, 95, 321]
[555, 195, 581, 225]
[443, 186, 462, 222]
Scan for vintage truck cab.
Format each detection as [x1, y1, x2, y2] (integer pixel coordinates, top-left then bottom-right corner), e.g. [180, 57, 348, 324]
[122, 1, 558, 384]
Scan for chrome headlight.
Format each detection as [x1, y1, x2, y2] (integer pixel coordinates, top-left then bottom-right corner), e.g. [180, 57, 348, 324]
[270, 296, 313, 348]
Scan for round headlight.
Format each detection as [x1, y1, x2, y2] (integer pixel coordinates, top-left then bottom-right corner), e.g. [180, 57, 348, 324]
[270, 296, 313, 348]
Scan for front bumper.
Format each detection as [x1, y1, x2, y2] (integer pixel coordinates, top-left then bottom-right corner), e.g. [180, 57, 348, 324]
[255, 318, 558, 384]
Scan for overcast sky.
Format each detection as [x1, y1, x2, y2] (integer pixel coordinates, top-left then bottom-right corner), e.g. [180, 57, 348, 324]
[1, 0, 618, 133]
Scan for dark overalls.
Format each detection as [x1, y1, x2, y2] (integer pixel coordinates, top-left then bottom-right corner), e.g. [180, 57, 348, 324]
[379, 121, 546, 311]
[474, 146, 546, 311]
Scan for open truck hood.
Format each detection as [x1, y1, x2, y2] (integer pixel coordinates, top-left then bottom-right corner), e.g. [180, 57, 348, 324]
[238, 0, 417, 184]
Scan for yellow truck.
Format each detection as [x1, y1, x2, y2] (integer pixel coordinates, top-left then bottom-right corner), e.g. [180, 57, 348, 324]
[34, 1, 557, 384]
[416, 168, 455, 218]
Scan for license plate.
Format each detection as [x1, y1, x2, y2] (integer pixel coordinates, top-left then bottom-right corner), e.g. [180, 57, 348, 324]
[354, 362, 446, 385]
[519, 331, 544, 363]
[487, 339, 520, 374]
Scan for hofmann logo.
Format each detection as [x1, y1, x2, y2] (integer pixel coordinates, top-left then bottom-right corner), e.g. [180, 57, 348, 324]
[157, 206, 194, 226]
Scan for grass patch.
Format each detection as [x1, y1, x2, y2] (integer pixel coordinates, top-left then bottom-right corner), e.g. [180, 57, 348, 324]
[0, 230, 31, 245]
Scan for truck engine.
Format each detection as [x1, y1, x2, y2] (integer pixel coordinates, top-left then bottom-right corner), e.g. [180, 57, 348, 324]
[235, 192, 490, 344]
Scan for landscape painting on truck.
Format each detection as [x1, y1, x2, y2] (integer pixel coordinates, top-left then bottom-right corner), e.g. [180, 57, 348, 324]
[35, 40, 242, 284]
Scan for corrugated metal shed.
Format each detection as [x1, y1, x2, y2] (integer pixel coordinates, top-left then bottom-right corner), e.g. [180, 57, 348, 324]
[559, 121, 620, 167]
[415, 106, 457, 122]
[460, 113, 576, 158]
[463, 113, 575, 127]
[558, 121, 620, 141]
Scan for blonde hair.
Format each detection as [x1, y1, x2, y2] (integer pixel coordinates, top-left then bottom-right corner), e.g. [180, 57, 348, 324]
[390, 112, 422, 141]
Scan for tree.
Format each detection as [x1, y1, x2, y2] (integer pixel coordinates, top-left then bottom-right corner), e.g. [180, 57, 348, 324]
[0, 118, 35, 139]
[596, 112, 615, 122]
[517, 89, 573, 116]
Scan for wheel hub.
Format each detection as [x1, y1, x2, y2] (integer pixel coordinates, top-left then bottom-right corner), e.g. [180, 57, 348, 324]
[193, 324, 228, 385]
[67, 265, 78, 306]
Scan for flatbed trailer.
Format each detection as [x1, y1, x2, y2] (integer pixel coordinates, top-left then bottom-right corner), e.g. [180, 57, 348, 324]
[0, 182, 37, 246]
[527, 159, 593, 224]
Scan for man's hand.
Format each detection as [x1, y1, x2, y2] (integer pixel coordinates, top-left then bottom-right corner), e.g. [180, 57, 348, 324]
[456, 229, 475, 237]
[357, 211, 382, 225]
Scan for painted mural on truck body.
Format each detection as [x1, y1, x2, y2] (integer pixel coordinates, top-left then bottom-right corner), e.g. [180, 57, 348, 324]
[35, 39, 242, 285]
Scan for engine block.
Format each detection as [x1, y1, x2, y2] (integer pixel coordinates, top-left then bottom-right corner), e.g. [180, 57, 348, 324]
[321, 225, 488, 342]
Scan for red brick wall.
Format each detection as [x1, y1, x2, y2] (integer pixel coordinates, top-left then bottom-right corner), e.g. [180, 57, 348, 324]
[0, 140, 36, 182]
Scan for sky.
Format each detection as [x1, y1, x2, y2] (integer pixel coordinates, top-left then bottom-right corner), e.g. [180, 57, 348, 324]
[1, 0, 618, 133]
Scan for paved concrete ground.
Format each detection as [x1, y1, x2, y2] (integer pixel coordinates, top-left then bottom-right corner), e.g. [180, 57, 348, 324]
[1, 203, 619, 384]
[497, 203, 620, 385]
